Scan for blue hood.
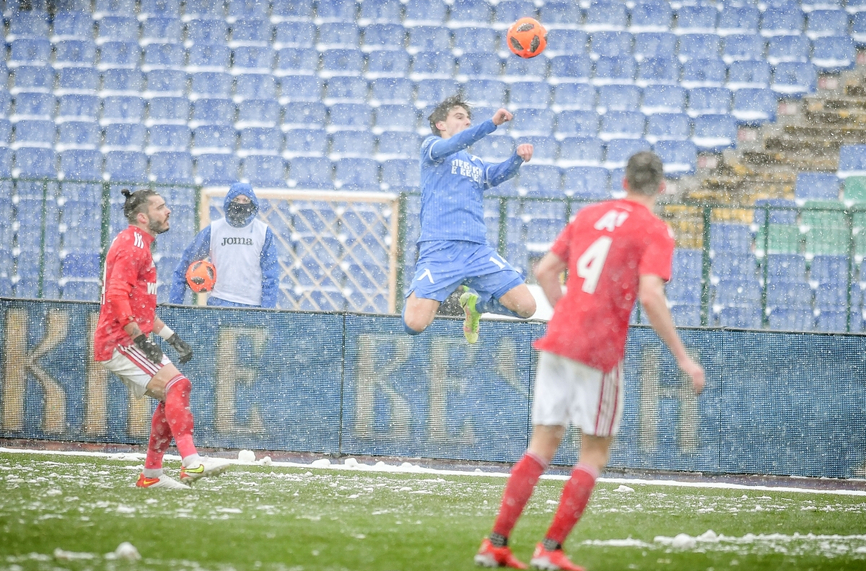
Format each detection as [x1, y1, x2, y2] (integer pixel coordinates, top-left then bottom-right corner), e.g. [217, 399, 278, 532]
[224, 182, 259, 227]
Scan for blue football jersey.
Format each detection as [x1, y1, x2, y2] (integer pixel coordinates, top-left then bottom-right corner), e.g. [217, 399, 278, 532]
[418, 119, 524, 244]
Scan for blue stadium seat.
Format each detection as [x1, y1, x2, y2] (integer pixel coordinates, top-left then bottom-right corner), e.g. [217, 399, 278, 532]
[796, 173, 840, 202]
[13, 147, 56, 177]
[508, 82, 552, 110]
[538, 1, 582, 30]
[636, 57, 681, 86]
[146, 96, 189, 125]
[410, 51, 456, 80]
[9, 39, 52, 67]
[359, 0, 403, 26]
[722, 34, 765, 64]
[653, 140, 697, 176]
[728, 60, 772, 90]
[753, 197, 799, 225]
[407, 25, 451, 54]
[142, 18, 184, 45]
[140, 0, 181, 18]
[801, 0, 844, 10]
[403, 0, 448, 27]
[56, 67, 99, 95]
[0, 149, 12, 177]
[327, 103, 373, 132]
[232, 46, 275, 74]
[323, 76, 369, 105]
[545, 30, 590, 57]
[12, 120, 56, 149]
[334, 158, 379, 191]
[692, 114, 738, 152]
[768, 307, 814, 330]
[227, 0, 268, 22]
[57, 95, 100, 122]
[516, 165, 562, 197]
[273, 21, 316, 50]
[242, 155, 287, 187]
[271, 0, 314, 22]
[97, 42, 142, 70]
[509, 109, 555, 138]
[469, 133, 514, 162]
[288, 157, 332, 189]
[236, 99, 280, 128]
[677, 33, 722, 62]
[365, 51, 411, 81]
[630, 2, 672, 33]
[549, 55, 593, 84]
[96, 16, 139, 44]
[732, 88, 777, 125]
[143, 43, 185, 71]
[235, 74, 277, 102]
[718, 5, 760, 36]
[185, 19, 229, 46]
[717, 306, 763, 328]
[670, 305, 702, 326]
[273, 48, 319, 76]
[190, 72, 233, 99]
[767, 35, 811, 65]
[502, 57, 549, 83]
[448, 0, 492, 28]
[681, 58, 727, 88]
[593, 56, 637, 85]
[456, 53, 502, 81]
[52, 12, 94, 41]
[54, 40, 98, 68]
[104, 150, 147, 180]
[238, 127, 283, 156]
[597, 85, 642, 113]
[584, 1, 627, 33]
[562, 166, 609, 199]
[320, 49, 366, 78]
[645, 113, 692, 142]
[413, 78, 459, 108]
[767, 253, 808, 282]
[363, 23, 408, 53]
[806, 9, 849, 39]
[189, 98, 235, 127]
[95, 0, 136, 18]
[381, 158, 420, 191]
[191, 125, 236, 154]
[811, 254, 849, 284]
[642, 85, 686, 114]
[182, 0, 226, 21]
[0, 119, 10, 146]
[147, 124, 190, 153]
[714, 278, 762, 306]
[330, 130, 376, 158]
[710, 223, 753, 254]
[195, 153, 240, 185]
[814, 282, 848, 310]
[599, 111, 646, 140]
[315, 0, 358, 23]
[57, 121, 101, 151]
[492, 0, 536, 29]
[316, 22, 360, 51]
[687, 87, 733, 117]
[551, 84, 597, 112]
[853, 13, 866, 46]
[589, 31, 633, 59]
[711, 252, 758, 280]
[104, 123, 146, 151]
[372, 105, 417, 134]
[761, 7, 805, 37]
[815, 309, 848, 332]
[7, 11, 50, 41]
[280, 101, 326, 130]
[605, 138, 651, 169]
[11, 66, 54, 94]
[557, 137, 605, 167]
[675, 5, 717, 34]
[812, 36, 856, 72]
[462, 80, 507, 108]
[634, 32, 677, 60]
[452, 27, 498, 56]
[839, 145, 866, 178]
[555, 111, 600, 139]
[514, 135, 557, 166]
[149, 151, 193, 183]
[368, 78, 413, 106]
[101, 69, 145, 95]
[59, 149, 102, 180]
[276, 76, 323, 105]
[376, 131, 420, 161]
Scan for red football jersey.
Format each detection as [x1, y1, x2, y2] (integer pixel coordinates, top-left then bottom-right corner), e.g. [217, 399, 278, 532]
[534, 199, 674, 372]
[93, 226, 158, 361]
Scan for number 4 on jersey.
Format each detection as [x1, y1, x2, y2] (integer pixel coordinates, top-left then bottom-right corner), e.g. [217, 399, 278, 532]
[576, 236, 612, 294]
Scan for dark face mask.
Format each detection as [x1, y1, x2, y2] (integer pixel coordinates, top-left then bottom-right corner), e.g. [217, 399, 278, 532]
[226, 201, 256, 226]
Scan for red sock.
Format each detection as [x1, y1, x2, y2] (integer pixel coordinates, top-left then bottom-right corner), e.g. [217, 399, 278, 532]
[545, 464, 599, 545]
[164, 375, 197, 459]
[492, 452, 548, 538]
[144, 403, 171, 470]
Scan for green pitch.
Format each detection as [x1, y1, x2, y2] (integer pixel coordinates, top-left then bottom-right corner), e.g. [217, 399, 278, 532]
[2, 451, 865, 570]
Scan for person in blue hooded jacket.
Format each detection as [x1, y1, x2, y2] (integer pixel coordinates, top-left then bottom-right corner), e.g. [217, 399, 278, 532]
[169, 183, 279, 308]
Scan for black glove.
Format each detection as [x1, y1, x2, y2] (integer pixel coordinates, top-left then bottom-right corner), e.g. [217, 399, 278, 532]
[133, 334, 163, 365]
[166, 333, 193, 365]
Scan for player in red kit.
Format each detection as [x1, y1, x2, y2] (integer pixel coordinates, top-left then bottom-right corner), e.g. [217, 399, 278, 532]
[476, 152, 706, 570]
[94, 188, 229, 489]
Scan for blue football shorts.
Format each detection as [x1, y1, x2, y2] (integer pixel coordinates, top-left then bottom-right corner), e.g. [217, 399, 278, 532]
[406, 240, 526, 302]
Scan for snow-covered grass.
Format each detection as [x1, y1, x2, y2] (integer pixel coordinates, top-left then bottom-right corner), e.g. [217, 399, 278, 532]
[2, 449, 865, 570]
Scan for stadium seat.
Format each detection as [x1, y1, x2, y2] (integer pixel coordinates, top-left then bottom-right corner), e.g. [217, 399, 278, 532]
[722, 34, 766, 64]
[605, 138, 651, 169]
[692, 114, 738, 152]
[12, 121, 55, 149]
[57, 95, 100, 123]
[448, 0, 493, 28]
[806, 9, 849, 39]
[727, 60, 772, 90]
[288, 157, 333, 189]
[359, 0, 403, 26]
[516, 165, 562, 197]
[140, 0, 181, 19]
[238, 127, 284, 157]
[323, 77, 369, 105]
[316, 22, 360, 52]
[455, 53, 502, 81]
[406, 26, 451, 54]
[104, 150, 147, 180]
[195, 153, 240, 185]
[8, 39, 52, 68]
[633, 32, 677, 61]
[538, 1, 582, 30]
[376, 131, 420, 161]
[273, 21, 316, 50]
[365, 51, 411, 80]
[548, 55, 593, 84]
[242, 154, 288, 187]
[189, 98, 235, 127]
[54, 40, 98, 68]
[493, 0, 537, 29]
[597, 85, 642, 113]
[460, 80, 506, 108]
[545, 30, 590, 57]
[141, 19, 184, 47]
[57, 121, 101, 151]
[147, 124, 190, 154]
[844, 176, 866, 203]
[381, 158, 420, 191]
[599, 111, 645, 141]
[372, 105, 418, 134]
[814, 282, 849, 310]
[646, 113, 692, 143]
[839, 145, 866, 178]
[811, 254, 849, 286]
[227, 0, 268, 23]
[7, 11, 50, 41]
[275, 76, 323, 105]
[630, 2, 672, 33]
[235, 74, 277, 102]
[280, 102, 326, 130]
[146, 97, 189, 126]
[677, 33, 721, 62]
[562, 166, 609, 199]
[815, 309, 848, 332]
[369, 78, 414, 106]
[142, 43, 185, 72]
[96, 17, 139, 45]
[551, 84, 597, 112]
[452, 27, 498, 56]
[59, 150, 103, 181]
[766, 253, 808, 282]
[732, 88, 778, 125]
[555, 110, 602, 140]
[11, 66, 55, 94]
[191, 125, 236, 155]
[145, 70, 187, 97]
[362, 23, 408, 53]
[852, 13, 866, 46]
[236, 99, 280, 128]
[675, 5, 717, 34]
[189, 72, 233, 99]
[182, 0, 226, 21]
[767, 35, 811, 64]
[593, 56, 637, 85]
[403, 0, 447, 27]
[710, 223, 753, 254]
[642, 85, 686, 114]
[104, 123, 147, 151]
[687, 87, 733, 117]
[270, 0, 313, 22]
[636, 57, 680, 86]
[681, 58, 728, 89]
[711, 252, 758, 281]
[503, 57, 549, 83]
[761, 7, 806, 37]
[813, 35, 857, 72]
[589, 31, 633, 59]
[767, 280, 813, 309]
[315, 0, 358, 23]
[471, 134, 515, 162]
[334, 158, 379, 191]
[186, 19, 230, 46]
[767, 307, 814, 330]
[717, 5, 760, 36]
[409, 51, 456, 81]
[52, 12, 94, 41]
[101, 69, 145, 95]
[557, 137, 604, 168]
[670, 304, 702, 326]
[56, 67, 100, 96]
[795, 173, 841, 202]
[330, 130, 376, 159]
[515, 136, 557, 165]
[584, 1, 627, 33]
[320, 49, 366, 78]
[509, 109, 555, 138]
[802, 200, 848, 256]
[149, 151, 193, 183]
[273, 48, 319, 76]
[507, 82, 552, 110]
[653, 140, 697, 176]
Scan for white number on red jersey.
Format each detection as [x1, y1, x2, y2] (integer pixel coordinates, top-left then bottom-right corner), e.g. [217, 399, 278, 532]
[593, 210, 629, 232]
[576, 236, 612, 294]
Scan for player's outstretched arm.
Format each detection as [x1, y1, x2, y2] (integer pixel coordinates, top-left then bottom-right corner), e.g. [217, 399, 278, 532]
[639, 274, 705, 395]
[491, 108, 513, 125]
[534, 251, 567, 308]
[259, 229, 279, 309]
[168, 227, 212, 304]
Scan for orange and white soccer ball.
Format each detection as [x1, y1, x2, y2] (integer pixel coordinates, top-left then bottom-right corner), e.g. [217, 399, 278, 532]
[506, 17, 548, 59]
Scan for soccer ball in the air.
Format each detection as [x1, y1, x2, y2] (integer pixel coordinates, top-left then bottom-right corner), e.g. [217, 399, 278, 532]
[186, 260, 216, 293]
[506, 17, 547, 59]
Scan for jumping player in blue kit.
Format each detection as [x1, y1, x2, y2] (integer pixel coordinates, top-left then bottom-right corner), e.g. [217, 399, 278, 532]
[403, 95, 537, 343]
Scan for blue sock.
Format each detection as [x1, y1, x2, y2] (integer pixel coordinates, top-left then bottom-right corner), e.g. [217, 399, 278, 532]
[402, 305, 423, 335]
[476, 297, 524, 319]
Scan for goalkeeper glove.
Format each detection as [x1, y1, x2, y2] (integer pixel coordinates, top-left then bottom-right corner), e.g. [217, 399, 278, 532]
[133, 334, 163, 365]
[166, 333, 193, 365]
